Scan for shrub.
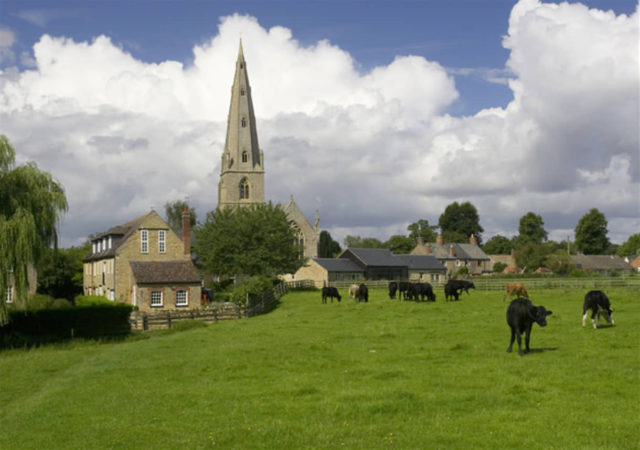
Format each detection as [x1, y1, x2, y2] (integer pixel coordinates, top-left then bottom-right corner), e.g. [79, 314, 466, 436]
[51, 298, 73, 309]
[26, 294, 55, 311]
[74, 295, 113, 307]
[493, 262, 507, 273]
[230, 276, 273, 307]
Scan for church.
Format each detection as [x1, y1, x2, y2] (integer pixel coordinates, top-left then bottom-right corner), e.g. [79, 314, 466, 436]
[217, 41, 319, 259]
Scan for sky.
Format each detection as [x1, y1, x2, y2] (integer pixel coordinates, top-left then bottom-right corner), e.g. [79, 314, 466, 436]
[0, 0, 638, 249]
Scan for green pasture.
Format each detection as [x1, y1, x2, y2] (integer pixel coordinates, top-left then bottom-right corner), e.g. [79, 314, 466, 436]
[1, 287, 638, 449]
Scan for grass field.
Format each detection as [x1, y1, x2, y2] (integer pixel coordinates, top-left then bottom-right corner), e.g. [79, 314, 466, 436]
[0, 287, 638, 449]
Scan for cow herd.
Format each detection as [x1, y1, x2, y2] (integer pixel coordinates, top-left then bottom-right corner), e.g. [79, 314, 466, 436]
[321, 282, 617, 356]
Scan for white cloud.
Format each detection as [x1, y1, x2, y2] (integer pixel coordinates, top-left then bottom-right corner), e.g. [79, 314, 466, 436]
[0, 2, 637, 249]
[0, 28, 16, 64]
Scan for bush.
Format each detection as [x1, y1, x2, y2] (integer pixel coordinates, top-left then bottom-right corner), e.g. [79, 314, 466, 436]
[230, 276, 274, 307]
[51, 298, 73, 309]
[493, 262, 507, 273]
[74, 295, 113, 307]
[26, 294, 55, 311]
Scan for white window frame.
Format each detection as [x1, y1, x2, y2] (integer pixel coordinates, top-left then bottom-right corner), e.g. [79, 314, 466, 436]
[150, 289, 163, 307]
[5, 287, 13, 303]
[176, 289, 188, 307]
[141, 229, 149, 253]
[158, 230, 166, 254]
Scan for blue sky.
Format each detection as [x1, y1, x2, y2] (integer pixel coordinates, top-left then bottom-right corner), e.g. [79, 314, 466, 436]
[0, 0, 638, 247]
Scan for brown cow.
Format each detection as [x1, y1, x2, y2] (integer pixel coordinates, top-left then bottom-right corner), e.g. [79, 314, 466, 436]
[502, 282, 529, 302]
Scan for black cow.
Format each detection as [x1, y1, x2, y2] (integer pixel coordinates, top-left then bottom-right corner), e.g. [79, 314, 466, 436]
[506, 297, 552, 356]
[355, 284, 369, 302]
[406, 283, 435, 302]
[397, 281, 411, 300]
[449, 279, 475, 294]
[582, 290, 615, 329]
[388, 282, 398, 299]
[444, 281, 460, 301]
[321, 286, 341, 304]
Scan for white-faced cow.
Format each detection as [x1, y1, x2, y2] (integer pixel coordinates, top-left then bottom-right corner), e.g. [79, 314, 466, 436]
[502, 282, 529, 302]
[321, 287, 341, 304]
[582, 290, 615, 329]
[506, 297, 552, 356]
[349, 284, 359, 299]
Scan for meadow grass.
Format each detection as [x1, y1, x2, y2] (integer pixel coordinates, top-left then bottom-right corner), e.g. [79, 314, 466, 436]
[0, 286, 638, 449]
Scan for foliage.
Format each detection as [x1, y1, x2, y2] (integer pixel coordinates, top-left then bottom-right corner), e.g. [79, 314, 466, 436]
[545, 250, 576, 275]
[74, 295, 113, 307]
[616, 233, 640, 257]
[317, 230, 342, 258]
[0, 288, 637, 448]
[407, 219, 438, 243]
[492, 262, 507, 273]
[483, 235, 513, 254]
[229, 275, 273, 307]
[574, 208, 610, 254]
[0, 135, 68, 324]
[37, 245, 88, 301]
[453, 266, 470, 278]
[438, 201, 483, 244]
[342, 235, 384, 249]
[513, 243, 553, 272]
[515, 212, 548, 246]
[164, 200, 197, 236]
[195, 203, 302, 278]
[384, 235, 415, 254]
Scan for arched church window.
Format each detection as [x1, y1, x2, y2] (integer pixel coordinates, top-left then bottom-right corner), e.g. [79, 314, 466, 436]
[241, 117, 247, 127]
[239, 178, 250, 199]
[242, 151, 248, 163]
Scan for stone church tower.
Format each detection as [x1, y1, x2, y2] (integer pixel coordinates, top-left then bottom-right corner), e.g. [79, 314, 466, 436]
[218, 41, 265, 209]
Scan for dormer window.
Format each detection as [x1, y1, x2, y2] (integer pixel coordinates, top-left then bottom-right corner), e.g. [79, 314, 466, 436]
[97, 241, 101, 252]
[92, 243, 96, 254]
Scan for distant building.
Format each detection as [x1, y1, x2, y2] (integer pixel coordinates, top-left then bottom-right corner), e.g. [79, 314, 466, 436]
[82, 210, 201, 312]
[570, 254, 633, 275]
[411, 234, 491, 276]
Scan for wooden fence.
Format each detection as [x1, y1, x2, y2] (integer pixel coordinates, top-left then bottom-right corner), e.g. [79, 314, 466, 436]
[130, 280, 302, 331]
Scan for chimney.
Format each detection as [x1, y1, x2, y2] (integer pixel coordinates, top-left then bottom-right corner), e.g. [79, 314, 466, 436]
[425, 243, 432, 254]
[436, 235, 443, 245]
[469, 234, 478, 246]
[449, 244, 455, 257]
[182, 207, 191, 255]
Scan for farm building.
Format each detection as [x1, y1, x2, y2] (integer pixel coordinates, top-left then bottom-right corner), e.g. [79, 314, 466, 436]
[570, 254, 633, 274]
[411, 235, 491, 276]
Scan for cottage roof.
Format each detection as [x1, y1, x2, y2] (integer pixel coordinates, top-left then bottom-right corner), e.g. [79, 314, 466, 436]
[411, 242, 490, 261]
[571, 254, 632, 271]
[314, 258, 364, 273]
[129, 261, 201, 284]
[341, 248, 407, 267]
[395, 254, 445, 270]
[83, 212, 153, 262]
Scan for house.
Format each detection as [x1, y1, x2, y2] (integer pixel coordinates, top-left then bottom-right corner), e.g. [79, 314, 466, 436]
[411, 235, 491, 276]
[5, 264, 37, 306]
[287, 248, 446, 287]
[630, 255, 640, 273]
[287, 258, 365, 288]
[570, 254, 633, 275]
[82, 209, 201, 312]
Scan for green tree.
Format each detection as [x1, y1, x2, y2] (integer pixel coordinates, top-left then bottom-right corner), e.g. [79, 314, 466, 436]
[384, 235, 415, 254]
[194, 203, 301, 278]
[513, 243, 552, 272]
[37, 245, 88, 301]
[0, 136, 68, 323]
[438, 201, 483, 244]
[164, 200, 197, 236]
[407, 219, 438, 243]
[545, 250, 576, 275]
[343, 235, 384, 249]
[574, 208, 610, 254]
[616, 233, 640, 257]
[317, 230, 342, 258]
[483, 235, 513, 254]
[516, 212, 548, 245]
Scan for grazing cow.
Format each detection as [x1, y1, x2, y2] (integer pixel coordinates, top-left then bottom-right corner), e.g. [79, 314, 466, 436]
[397, 281, 411, 300]
[506, 297, 552, 356]
[355, 284, 369, 302]
[502, 282, 529, 302]
[450, 279, 475, 294]
[388, 282, 398, 300]
[582, 290, 615, 329]
[407, 282, 436, 302]
[444, 282, 460, 301]
[321, 286, 341, 304]
[349, 284, 359, 299]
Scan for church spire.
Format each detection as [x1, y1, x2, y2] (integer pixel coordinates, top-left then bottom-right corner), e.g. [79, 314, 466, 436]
[218, 41, 265, 209]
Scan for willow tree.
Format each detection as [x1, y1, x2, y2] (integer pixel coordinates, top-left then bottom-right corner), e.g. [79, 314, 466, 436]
[0, 136, 68, 323]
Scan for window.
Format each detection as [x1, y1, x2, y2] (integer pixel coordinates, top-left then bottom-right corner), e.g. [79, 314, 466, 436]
[141, 229, 148, 253]
[108, 236, 112, 249]
[239, 178, 249, 199]
[150, 290, 163, 307]
[241, 117, 247, 127]
[242, 151, 248, 163]
[5, 287, 13, 304]
[158, 230, 166, 254]
[240, 87, 246, 96]
[176, 289, 188, 307]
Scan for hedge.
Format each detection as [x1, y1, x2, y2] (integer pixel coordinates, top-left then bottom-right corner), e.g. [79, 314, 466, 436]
[0, 304, 134, 348]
